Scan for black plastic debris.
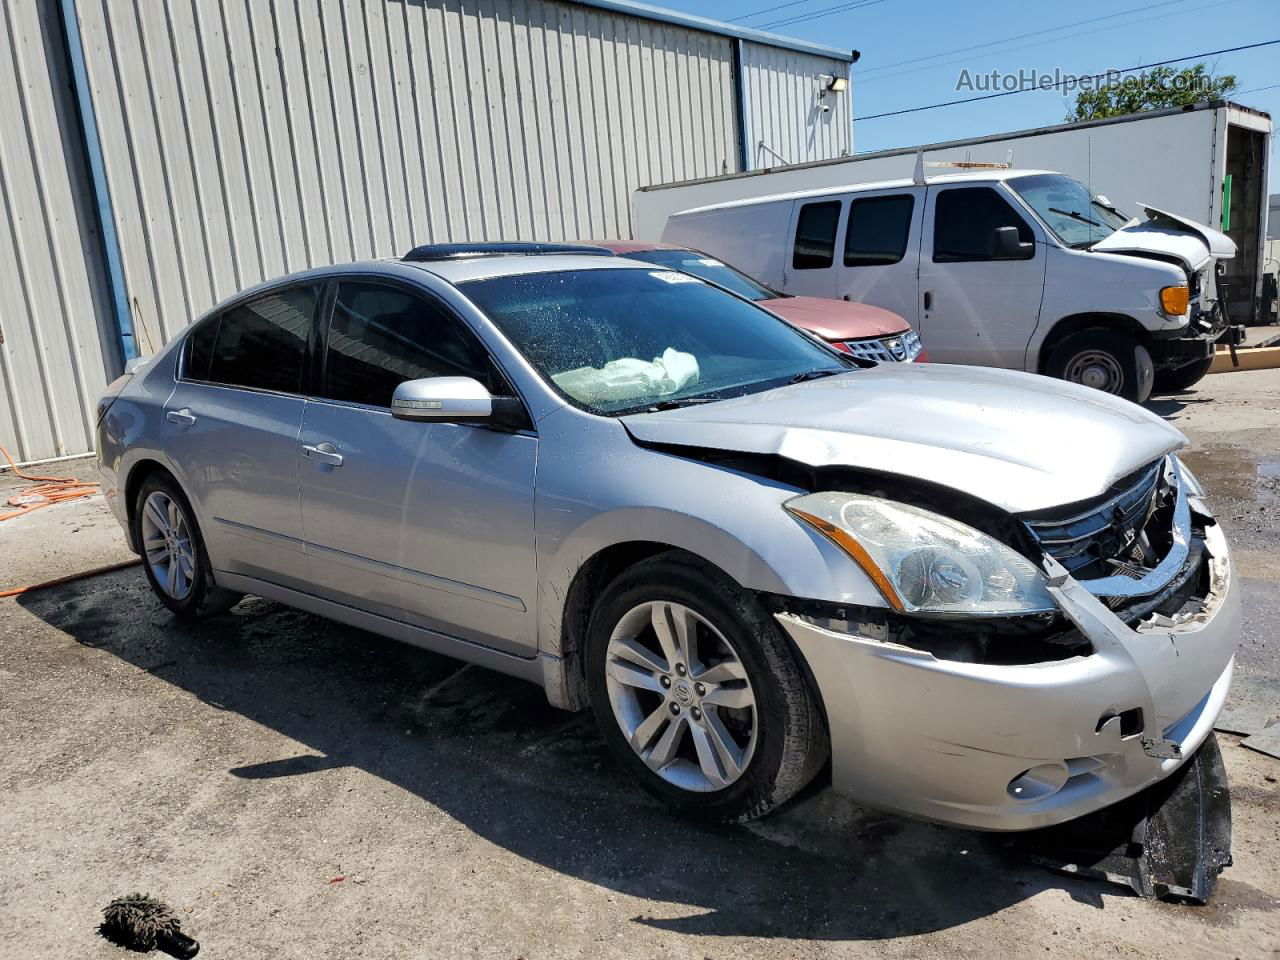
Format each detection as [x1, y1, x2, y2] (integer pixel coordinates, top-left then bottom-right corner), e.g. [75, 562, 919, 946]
[1021, 733, 1232, 904]
[100, 893, 200, 957]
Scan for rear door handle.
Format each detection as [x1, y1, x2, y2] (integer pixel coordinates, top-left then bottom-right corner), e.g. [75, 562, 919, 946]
[166, 408, 197, 426]
[923, 291, 933, 311]
[302, 442, 344, 467]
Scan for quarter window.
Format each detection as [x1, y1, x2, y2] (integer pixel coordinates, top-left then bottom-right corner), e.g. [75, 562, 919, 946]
[792, 201, 842, 270]
[932, 187, 1034, 262]
[183, 315, 219, 381]
[844, 194, 914, 266]
[321, 281, 502, 407]
[205, 286, 317, 392]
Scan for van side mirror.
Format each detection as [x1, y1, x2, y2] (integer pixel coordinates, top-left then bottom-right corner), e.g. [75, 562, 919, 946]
[992, 225, 1034, 259]
[391, 377, 492, 421]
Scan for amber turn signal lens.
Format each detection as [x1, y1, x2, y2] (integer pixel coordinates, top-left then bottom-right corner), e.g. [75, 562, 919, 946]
[1160, 285, 1189, 316]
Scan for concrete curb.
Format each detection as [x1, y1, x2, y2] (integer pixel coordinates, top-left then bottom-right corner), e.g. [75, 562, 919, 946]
[1209, 345, 1280, 374]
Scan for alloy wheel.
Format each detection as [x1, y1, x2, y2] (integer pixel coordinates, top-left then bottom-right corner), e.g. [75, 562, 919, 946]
[140, 491, 196, 600]
[604, 600, 757, 792]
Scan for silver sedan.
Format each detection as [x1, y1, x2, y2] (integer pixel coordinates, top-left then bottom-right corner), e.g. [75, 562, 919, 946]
[97, 243, 1238, 829]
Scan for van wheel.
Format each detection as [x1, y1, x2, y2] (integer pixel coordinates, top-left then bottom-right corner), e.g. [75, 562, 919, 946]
[133, 474, 242, 620]
[585, 552, 828, 822]
[1046, 330, 1154, 403]
[1153, 354, 1213, 393]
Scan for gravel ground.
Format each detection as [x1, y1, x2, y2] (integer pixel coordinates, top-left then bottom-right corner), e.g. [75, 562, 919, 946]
[1, 369, 1278, 959]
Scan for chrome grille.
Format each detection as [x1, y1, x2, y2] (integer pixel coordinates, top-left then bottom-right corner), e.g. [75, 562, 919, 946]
[1023, 459, 1165, 579]
[841, 329, 922, 363]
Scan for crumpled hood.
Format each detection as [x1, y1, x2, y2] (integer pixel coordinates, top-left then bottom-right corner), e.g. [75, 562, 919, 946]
[1091, 203, 1236, 272]
[621, 363, 1186, 514]
[759, 296, 910, 340]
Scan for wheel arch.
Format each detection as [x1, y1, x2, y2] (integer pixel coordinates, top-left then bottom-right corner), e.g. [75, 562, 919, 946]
[122, 457, 175, 550]
[550, 540, 686, 710]
[1035, 312, 1147, 373]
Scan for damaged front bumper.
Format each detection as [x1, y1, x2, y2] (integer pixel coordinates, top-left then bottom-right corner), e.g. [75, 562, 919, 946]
[776, 473, 1240, 832]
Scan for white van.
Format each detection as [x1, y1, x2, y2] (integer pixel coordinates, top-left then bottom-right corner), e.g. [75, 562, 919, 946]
[661, 169, 1240, 402]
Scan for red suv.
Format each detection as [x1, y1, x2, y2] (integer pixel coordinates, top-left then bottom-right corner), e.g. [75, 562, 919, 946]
[594, 241, 925, 363]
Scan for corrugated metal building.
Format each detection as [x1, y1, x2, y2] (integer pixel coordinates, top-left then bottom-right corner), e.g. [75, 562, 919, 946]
[0, 0, 854, 464]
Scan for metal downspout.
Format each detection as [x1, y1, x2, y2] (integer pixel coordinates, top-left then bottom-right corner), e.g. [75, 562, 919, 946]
[56, 0, 135, 365]
[732, 38, 749, 173]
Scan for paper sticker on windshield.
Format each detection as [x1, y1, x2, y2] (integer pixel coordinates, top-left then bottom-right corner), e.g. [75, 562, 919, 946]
[695, 258, 723, 267]
[651, 270, 698, 284]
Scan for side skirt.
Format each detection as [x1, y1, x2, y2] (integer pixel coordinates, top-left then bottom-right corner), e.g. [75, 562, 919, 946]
[215, 571, 545, 687]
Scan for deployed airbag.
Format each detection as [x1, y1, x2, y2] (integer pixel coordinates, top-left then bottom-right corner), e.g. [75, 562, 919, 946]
[552, 347, 699, 404]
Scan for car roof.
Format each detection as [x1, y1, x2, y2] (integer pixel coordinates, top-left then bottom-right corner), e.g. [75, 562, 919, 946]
[201, 254, 659, 317]
[406, 253, 655, 283]
[672, 168, 1059, 217]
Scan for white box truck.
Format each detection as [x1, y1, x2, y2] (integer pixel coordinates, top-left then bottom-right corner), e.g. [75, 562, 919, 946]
[634, 101, 1271, 329]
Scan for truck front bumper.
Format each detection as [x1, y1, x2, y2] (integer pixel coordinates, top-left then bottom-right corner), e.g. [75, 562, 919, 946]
[777, 512, 1239, 832]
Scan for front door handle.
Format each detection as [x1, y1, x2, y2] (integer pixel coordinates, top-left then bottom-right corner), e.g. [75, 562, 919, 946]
[166, 408, 197, 426]
[302, 442, 344, 467]
[923, 290, 933, 311]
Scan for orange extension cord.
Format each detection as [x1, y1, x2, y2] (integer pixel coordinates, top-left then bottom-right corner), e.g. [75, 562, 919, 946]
[0, 443, 101, 521]
[0, 444, 142, 599]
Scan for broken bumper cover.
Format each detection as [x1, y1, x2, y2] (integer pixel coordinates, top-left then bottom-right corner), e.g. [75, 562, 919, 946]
[777, 505, 1239, 832]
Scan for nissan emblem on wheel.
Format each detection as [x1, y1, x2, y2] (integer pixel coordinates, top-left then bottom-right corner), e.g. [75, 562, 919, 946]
[96, 243, 1239, 896]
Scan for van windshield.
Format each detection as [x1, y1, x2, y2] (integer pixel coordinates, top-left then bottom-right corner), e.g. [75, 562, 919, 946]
[1008, 173, 1130, 249]
[460, 267, 849, 416]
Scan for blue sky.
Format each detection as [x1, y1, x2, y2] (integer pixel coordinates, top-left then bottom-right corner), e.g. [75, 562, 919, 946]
[656, 0, 1279, 191]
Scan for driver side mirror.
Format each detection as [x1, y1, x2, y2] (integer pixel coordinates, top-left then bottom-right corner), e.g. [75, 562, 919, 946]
[992, 225, 1034, 260]
[391, 376, 492, 421]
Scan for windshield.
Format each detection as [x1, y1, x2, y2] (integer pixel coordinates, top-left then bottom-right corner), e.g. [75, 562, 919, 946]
[620, 248, 777, 302]
[1008, 174, 1130, 249]
[460, 268, 848, 416]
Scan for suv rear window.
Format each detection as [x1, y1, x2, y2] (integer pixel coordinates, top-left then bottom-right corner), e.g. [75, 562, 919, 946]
[205, 286, 317, 393]
[792, 201, 841, 270]
[844, 194, 914, 266]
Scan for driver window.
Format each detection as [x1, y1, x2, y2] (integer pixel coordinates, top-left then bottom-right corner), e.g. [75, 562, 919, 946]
[932, 187, 1034, 263]
[321, 282, 508, 407]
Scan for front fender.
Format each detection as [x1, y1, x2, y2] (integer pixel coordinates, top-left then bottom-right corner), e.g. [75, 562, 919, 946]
[532, 410, 888, 659]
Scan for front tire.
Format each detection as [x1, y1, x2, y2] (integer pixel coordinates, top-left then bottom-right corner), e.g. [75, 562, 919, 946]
[1153, 353, 1214, 393]
[585, 552, 828, 822]
[133, 473, 242, 620]
[1046, 329, 1154, 403]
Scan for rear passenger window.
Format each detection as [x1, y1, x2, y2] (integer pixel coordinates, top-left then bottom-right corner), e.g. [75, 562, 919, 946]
[321, 281, 503, 407]
[844, 194, 914, 266]
[932, 188, 1034, 263]
[792, 201, 842, 269]
[206, 286, 317, 392]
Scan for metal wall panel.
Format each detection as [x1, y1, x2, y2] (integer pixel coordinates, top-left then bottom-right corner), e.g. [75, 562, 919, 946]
[72, 0, 739, 345]
[0, 0, 119, 463]
[741, 40, 851, 170]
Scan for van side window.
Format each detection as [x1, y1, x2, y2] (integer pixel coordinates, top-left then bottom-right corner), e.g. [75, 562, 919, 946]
[321, 281, 509, 408]
[932, 188, 1034, 263]
[206, 286, 318, 393]
[844, 194, 914, 267]
[792, 201, 841, 270]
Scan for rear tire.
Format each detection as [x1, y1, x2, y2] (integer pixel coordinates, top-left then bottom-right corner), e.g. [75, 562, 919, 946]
[132, 473, 242, 620]
[1046, 329, 1153, 404]
[1152, 353, 1213, 393]
[585, 552, 828, 822]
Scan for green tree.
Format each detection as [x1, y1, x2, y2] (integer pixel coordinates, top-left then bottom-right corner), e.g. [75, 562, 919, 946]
[1067, 63, 1237, 122]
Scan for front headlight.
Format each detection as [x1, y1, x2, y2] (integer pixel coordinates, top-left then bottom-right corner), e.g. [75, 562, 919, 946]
[785, 492, 1056, 616]
[901, 329, 923, 361]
